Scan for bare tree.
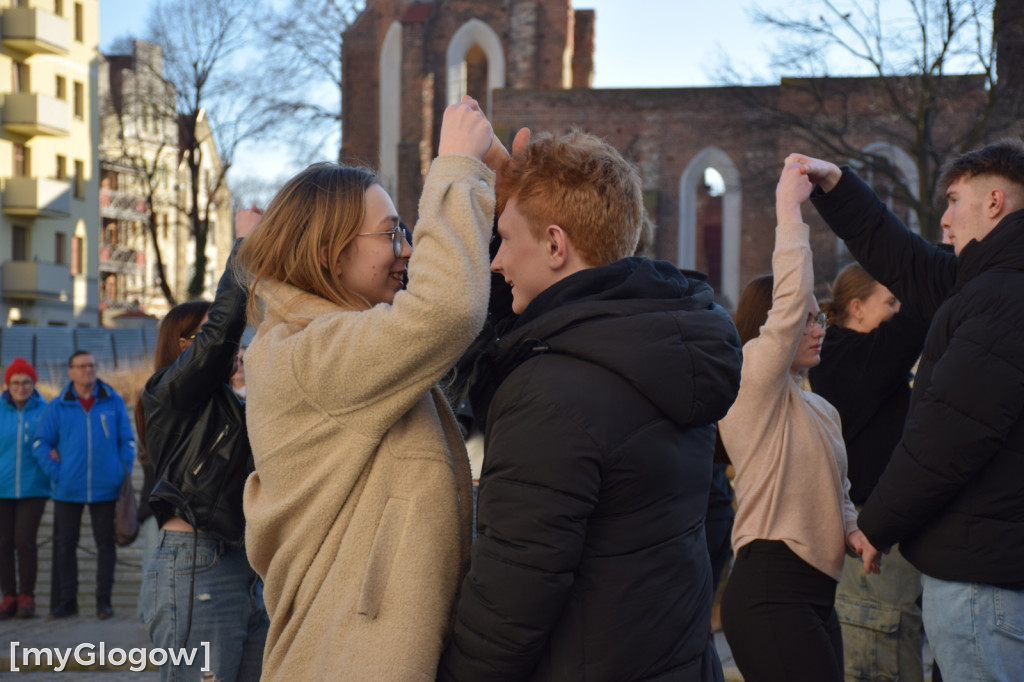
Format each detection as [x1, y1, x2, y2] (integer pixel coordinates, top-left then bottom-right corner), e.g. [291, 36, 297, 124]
[147, 0, 278, 298]
[256, 0, 365, 163]
[721, 0, 1021, 242]
[100, 42, 180, 307]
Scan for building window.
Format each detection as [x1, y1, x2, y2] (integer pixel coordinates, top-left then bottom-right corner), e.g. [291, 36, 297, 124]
[74, 159, 85, 198]
[55, 232, 67, 265]
[12, 61, 28, 93]
[73, 81, 84, 119]
[56, 75, 67, 100]
[161, 213, 169, 240]
[13, 145, 29, 177]
[12, 227, 27, 261]
[74, 3, 83, 42]
[71, 236, 83, 275]
[56, 155, 67, 180]
[55, 0, 64, 17]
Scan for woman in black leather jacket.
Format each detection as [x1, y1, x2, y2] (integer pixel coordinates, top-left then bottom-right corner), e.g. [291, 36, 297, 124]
[137, 212, 268, 682]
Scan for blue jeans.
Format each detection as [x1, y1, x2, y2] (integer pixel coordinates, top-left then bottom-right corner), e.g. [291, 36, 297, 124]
[140, 530, 269, 682]
[922, 575, 1024, 682]
[835, 543, 923, 682]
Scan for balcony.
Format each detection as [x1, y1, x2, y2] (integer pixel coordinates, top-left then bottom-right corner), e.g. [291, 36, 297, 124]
[3, 92, 71, 137]
[1, 7, 71, 55]
[3, 177, 70, 218]
[1, 261, 71, 301]
[100, 188, 148, 221]
[100, 245, 145, 275]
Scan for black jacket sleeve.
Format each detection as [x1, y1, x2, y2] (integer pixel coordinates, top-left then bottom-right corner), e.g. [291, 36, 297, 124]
[811, 307, 927, 436]
[858, 287, 1024, 549]
[810, 167, 958, 320]
[143, 240, 248, 410]
[438, 368, 601, 681]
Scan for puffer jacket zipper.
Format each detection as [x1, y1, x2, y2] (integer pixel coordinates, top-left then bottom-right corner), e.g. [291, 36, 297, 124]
[15, 409, 23, 497]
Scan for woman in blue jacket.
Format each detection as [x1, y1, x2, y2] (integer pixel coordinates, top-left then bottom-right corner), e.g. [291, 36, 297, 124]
[0, 358, 49, 618]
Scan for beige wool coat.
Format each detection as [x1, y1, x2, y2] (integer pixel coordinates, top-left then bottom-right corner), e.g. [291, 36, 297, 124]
[242, 156, 495, 681]
[720, 221, 858, 581]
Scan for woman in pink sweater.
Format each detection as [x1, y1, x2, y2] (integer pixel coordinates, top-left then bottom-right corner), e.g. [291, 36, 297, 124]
[718, 158, 873, 682]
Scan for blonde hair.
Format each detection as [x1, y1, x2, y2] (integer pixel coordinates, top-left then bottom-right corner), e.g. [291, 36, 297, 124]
[237, 163, 380, 321]
[819, 263, 879, 328]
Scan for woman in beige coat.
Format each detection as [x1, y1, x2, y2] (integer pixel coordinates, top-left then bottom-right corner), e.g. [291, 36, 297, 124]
[237, 99, 498, 681]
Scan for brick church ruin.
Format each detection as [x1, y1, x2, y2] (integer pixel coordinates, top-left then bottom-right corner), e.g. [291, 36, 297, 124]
[341, 0, 1024, 308]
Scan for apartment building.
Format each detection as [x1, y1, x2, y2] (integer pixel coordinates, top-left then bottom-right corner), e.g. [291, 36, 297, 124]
[100, 40, 233, 324]
[0, 0, 99, 326]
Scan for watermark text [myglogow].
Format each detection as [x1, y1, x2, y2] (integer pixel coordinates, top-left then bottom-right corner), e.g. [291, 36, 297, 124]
[9, 641, 210, 672]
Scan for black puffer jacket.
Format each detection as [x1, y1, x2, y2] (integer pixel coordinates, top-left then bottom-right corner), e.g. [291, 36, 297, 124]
[812, 170, 1024, 588]
[141, 241, 251, 545]
[438, 258, 742, 682]
[809, 307, 929, 505]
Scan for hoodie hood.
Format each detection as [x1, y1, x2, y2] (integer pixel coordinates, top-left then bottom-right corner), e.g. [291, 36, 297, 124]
[476, 257, 742, 430]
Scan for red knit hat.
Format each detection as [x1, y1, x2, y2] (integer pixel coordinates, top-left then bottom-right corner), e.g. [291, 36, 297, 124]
[5, 357, 37, 385]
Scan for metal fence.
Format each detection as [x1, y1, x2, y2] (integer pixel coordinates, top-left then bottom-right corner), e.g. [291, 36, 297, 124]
[0, 324, 257, 386]
[0, 326, 161, 385]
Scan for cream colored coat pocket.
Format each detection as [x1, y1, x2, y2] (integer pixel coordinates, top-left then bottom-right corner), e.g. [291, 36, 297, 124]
[386, 395, 451, 463]
[357, 497, 409, 619]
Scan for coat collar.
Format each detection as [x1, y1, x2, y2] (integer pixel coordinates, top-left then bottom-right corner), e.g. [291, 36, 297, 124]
[61, 380, 110, 403]
[956, 207, 1024, 287]
[2, 389, 43, 409]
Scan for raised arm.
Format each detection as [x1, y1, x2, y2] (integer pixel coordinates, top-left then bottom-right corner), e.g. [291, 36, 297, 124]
[143, 238, 249, 410]
[793, 153, 958, 318]
[740, 161, 816, 392]
[280, 100, 497, 422]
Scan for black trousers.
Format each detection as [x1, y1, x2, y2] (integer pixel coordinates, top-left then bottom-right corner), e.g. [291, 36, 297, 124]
[721, 539, 843, 682]
[0, 497, 47, 596]
[52, 500, 117, 610]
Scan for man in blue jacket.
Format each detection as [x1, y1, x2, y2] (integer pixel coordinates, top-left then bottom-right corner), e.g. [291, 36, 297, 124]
[34, 350, 135, 619]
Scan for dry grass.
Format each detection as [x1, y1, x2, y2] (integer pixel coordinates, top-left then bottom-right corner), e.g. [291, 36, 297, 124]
[35, 361, 155, 409]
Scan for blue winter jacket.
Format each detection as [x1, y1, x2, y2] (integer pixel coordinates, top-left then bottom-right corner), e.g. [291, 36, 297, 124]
[0, 390, 49, 499]
[33, 380, 135, 503]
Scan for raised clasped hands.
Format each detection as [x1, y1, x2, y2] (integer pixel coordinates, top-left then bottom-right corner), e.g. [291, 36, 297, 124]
[784, 153, 842, 193]
[775, 158, 815, 224]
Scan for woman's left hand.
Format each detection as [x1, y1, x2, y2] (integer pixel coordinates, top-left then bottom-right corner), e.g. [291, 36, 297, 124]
[847, 529, 885, 575]
[775, 160, 814, 225]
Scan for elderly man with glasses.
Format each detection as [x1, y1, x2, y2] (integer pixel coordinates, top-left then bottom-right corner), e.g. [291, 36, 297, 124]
[34, 350, 135, 620]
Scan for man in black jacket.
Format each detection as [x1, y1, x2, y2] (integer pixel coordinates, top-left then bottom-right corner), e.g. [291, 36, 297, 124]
[437, 130, 742, 681]
[795, 141, 1024, 681]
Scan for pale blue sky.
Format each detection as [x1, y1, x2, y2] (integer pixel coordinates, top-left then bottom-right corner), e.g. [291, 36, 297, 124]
[99, 0, 983, 193]
[100, 0, 796, 89]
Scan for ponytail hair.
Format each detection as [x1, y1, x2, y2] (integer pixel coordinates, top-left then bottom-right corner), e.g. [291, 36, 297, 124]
[823, 263, 879, 328]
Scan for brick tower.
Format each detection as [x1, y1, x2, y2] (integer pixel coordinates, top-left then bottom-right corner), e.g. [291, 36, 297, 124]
[340, 0, 592, 222]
